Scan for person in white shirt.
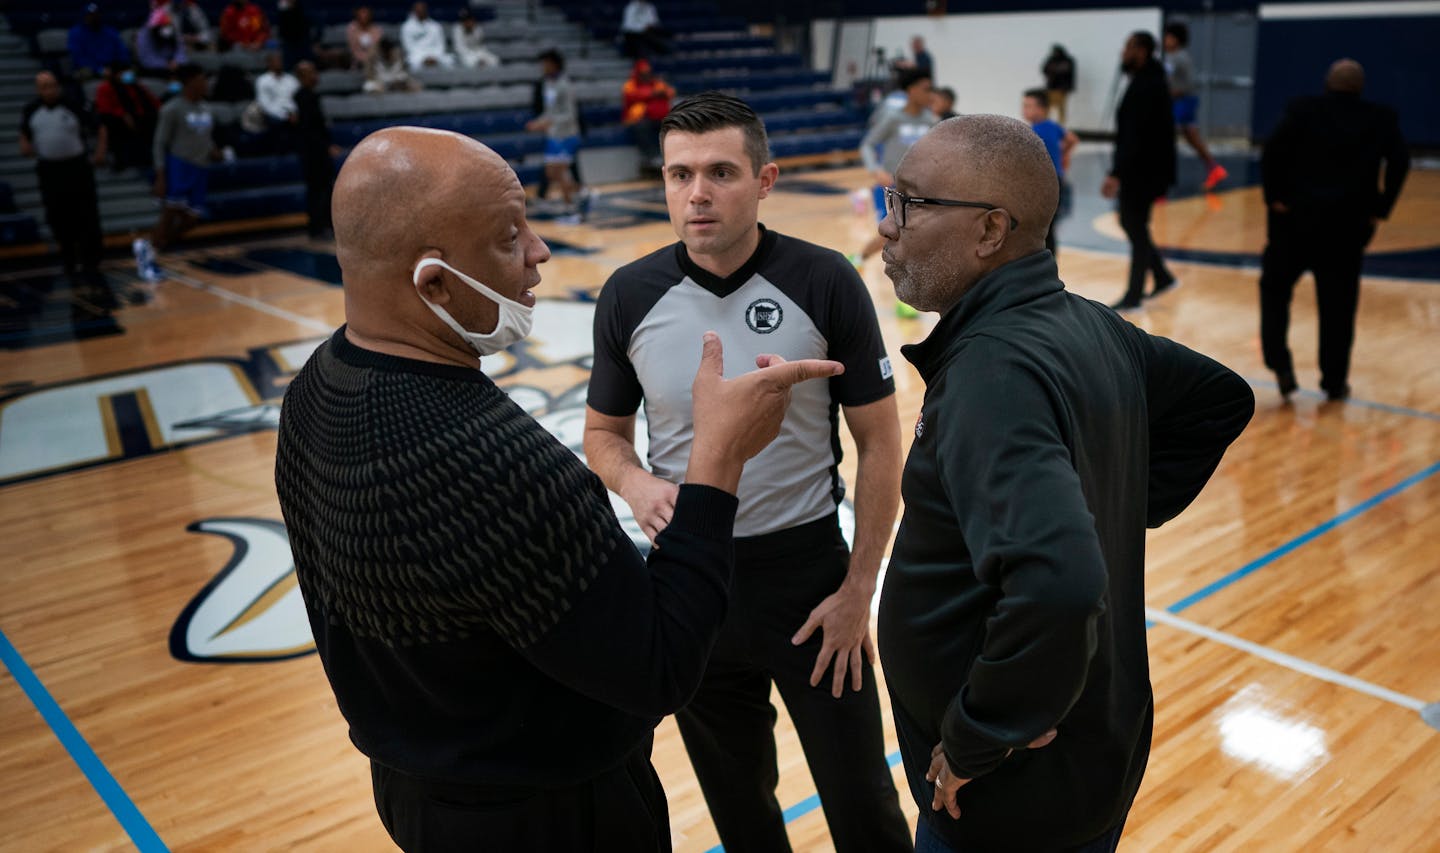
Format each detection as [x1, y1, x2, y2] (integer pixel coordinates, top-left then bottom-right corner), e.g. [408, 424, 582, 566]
[451, 8, 498, 69]
[400, 2, 453, 70]
[619, 0, 666, 58]
[255, 51, 299, 122]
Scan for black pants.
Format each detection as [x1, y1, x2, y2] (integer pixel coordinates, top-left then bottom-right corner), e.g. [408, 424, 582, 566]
[1259, 211, 1373, 395]
[371, 735, 671, 852]
[674, 514, 911, 853]
[301, 154, 334, 235]
[1117, 186, 1174, 303]
[101, 115, 156, 171]
[36, 156, 103, 275]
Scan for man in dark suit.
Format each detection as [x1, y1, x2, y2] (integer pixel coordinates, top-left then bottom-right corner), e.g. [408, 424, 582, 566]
[292, 61, 340, 238]
[1258, 58, 1409, 401]
[1103, 31, 1178, 312]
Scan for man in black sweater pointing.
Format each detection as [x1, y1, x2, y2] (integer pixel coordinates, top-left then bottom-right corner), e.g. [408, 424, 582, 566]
[273, 126, 842, 852]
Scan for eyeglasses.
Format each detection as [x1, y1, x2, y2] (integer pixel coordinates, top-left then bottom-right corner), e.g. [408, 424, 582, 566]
[883, 187, 1019, 231]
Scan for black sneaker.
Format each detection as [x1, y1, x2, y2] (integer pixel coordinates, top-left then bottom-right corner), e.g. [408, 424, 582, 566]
[1275, 369, 1298, 400]
[1110, 298, 1143, 314]
[1324, 384, 1350, 402]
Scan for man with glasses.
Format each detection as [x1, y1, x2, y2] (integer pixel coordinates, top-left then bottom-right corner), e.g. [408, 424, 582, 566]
[875, 115, 1253, 852]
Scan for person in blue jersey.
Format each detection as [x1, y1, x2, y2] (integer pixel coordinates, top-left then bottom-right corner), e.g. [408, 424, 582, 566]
[1022, 88, 1077, 257]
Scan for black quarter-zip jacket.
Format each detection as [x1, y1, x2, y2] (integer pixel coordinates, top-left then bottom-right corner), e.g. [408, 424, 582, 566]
[878, 251, 1253, 849]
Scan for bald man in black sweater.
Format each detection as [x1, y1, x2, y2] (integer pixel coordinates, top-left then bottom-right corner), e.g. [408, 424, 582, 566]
[273, 127, 842, 852]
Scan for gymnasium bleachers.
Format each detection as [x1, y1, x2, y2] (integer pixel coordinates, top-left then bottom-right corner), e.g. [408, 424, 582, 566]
[2, 0, 870, 246]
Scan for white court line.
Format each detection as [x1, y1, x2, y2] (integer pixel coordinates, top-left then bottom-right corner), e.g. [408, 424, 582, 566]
[162, 266, 336, 335]
[1145, 606, 1432, 716]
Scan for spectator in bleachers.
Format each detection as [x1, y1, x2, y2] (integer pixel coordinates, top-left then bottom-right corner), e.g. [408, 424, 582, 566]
[363, 38, 421, 93]
[68, 4, 130, 80]
[451, 8, 498, 69]
[931, 86, 957, 120]
[619, 0, 667, 59]
[158, 0, 215, 52]
[256, 52, 299, 122]
[621, 58, 671, 172]
[293, 61, 342, 238]
[134, 63, 220, 282]
[526, 48, 585, 222]
[400, 2, 453, 70]
[347, 5, 384, 69]
[94, 61, 160, 171]
[255, 51, 299, 150]
[219, 0, 271, 52]
[136, 11, 187, 77]
[277, 0, 314, 69]
[19, 71, 109, 301]
[1042, 44, 1075, 125]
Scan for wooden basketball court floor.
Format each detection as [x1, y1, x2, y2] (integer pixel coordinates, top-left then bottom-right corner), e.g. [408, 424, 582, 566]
[2, 153, 1438, 852]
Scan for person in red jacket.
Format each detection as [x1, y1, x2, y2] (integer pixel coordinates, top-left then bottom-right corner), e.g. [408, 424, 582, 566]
[94, 61, 161, 170]
[620, 59, 673, 172]
[219, 0, 270, 51]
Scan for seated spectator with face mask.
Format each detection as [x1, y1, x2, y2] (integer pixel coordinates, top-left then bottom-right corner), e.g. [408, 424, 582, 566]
[136, 12, 187, 77]
[94, 61, 161, 170]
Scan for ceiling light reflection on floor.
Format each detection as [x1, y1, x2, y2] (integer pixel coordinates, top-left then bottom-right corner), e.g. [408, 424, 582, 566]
[1217, 685, 1329, 780]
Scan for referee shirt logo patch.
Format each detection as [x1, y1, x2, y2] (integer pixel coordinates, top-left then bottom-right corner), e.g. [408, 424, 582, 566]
[745, 298, 783, 334]
[879, 356, 893, 380]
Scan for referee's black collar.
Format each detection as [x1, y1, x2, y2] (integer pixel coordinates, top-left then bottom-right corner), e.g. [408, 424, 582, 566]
[675, 224, 777, 299]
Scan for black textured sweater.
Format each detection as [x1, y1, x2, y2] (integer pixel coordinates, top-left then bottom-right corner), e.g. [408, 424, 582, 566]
[275, 327, 738, 788]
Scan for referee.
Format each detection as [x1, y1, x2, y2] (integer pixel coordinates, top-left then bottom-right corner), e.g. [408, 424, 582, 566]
[18, 71, 109, 303]
[584, 92, 910, 852]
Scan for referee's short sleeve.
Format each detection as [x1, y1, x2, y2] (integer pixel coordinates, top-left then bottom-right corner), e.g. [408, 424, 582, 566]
[825, 259, 896, 407]
[586, 274, 645, 417]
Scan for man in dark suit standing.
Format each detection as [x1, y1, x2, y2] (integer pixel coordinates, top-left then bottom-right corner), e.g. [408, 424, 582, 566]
[1258, 59, 1409, 401]
[293, 61, 341, 239]
[1103, 31, 1178, 312]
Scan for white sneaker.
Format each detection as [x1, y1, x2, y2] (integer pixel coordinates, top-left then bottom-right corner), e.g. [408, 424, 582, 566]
[133, 238, 157, 278]
[141, 261, 166, 283]
[555, 212, 582, 225]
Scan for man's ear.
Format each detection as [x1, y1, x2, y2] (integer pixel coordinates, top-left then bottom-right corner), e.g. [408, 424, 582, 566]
[974, 210, 1011, 259]
[414, 257, 451, 305]
[757, 161, 780, 199]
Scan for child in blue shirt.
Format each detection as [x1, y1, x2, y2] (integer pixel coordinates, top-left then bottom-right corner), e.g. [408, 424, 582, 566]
[1023, 88, 1078, 257]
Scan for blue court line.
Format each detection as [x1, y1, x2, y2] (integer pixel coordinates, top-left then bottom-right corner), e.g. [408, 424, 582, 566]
[1244, 375, 1440, 423]
[1166, 459, 1440, 615]
[0, 626, 168, 852]
[703, 751, 903, 853]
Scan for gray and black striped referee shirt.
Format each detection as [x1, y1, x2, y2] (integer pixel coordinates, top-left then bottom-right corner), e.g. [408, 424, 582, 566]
[588, 225, 896, 537]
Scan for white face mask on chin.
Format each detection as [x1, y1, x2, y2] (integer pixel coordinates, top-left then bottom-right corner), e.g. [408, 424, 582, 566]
[412, 257, 534, 357]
